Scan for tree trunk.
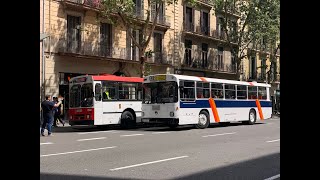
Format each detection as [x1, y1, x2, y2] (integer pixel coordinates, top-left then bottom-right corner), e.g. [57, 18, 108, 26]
[139, 49, 146, 78]
[236, 57, 241, 80]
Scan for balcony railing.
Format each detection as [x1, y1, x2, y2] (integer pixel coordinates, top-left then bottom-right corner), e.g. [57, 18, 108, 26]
[63, 0, 101, 8]
[184, 22, 195, 32]
[55, 39, 138, 61]
[151, 14, 171, 26]
[212, 30, 227, 41]
[147, 52, 169, 64]
[195, 25, 209, 36]
[183, 48, 236, 73]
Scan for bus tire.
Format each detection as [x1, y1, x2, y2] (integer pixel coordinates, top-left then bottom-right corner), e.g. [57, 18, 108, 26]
[121, 111, 136, 129]
[243, 109, 256, 125]
[195, 111, 210, 129]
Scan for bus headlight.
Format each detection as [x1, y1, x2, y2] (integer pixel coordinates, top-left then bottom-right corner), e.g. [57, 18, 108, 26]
[170, 112, 174, 117]
[141, 112, 144, 117]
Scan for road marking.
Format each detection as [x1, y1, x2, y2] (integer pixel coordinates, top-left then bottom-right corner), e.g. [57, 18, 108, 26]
[77, 137, 106, 141]
[40, 142, 53, 145]
[120, 134, 144, 137]
[152, 132, 171, 134]
[40, 146, 117, 157]
[110, 155, 189, 171]
[78, 131, 118, 135]
[264, 174, 280, 180]
[266, 139, 280, 143]
[202, 132, 236, 138]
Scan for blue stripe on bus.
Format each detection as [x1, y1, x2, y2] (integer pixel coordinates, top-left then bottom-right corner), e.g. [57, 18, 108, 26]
[180, 100, 272, 108]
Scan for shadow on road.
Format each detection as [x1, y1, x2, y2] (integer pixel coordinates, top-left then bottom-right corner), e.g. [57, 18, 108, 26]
[40, 153, 280, 180]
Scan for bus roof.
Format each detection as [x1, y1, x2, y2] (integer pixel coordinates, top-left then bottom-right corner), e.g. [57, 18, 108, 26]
[92, 75, 143, 83]
[145, 74, 271, 87]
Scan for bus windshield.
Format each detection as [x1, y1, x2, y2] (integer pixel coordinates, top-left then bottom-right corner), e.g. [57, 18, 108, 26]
[143, 81, 178, 104]
[69, 83, 93, 108]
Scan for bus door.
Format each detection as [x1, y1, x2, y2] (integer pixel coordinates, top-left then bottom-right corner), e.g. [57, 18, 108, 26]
[94, 82, 103, 125]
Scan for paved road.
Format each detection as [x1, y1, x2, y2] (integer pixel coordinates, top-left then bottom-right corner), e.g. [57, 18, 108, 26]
[40, 118, 280, 180]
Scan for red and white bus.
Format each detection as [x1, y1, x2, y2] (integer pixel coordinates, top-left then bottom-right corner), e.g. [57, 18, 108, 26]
[68, 74, 143, 128]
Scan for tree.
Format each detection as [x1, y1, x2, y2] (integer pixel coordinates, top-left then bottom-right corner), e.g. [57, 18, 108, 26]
[211, 0, 280, 80]
[99, 0, 195, 77]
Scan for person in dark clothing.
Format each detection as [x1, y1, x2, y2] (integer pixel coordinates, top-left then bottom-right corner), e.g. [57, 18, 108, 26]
[53, 97, 65, 127]
[41, 95, 63, 136]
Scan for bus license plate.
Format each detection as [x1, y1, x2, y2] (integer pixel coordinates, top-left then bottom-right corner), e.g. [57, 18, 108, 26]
[143, 119, 149, 123]
[76, 109, 82, 113]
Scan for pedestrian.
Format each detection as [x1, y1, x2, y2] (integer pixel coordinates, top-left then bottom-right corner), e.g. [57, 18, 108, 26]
[53, 97, 65, 127]
[41, 95, 63, 136]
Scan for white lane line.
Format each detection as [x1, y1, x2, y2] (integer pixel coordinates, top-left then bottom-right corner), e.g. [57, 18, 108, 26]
[266, 139, 280, 143]
[77, 137, 106, 141]
[40, 142, 53, 145]
[264, 174, 280, 180]
[202, 132, 237, 138]
[152, 132, 171, 134]
[78, 131, 118, 135]
[110, 155, 189, 171]
[120, 134, 144, 137]
[40, 146, 117, 157]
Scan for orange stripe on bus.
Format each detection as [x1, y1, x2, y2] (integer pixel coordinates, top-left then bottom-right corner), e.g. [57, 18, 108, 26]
[255, 99, 264, 120]
[209, 98, 220, 122]
[199, 77, 208, 82]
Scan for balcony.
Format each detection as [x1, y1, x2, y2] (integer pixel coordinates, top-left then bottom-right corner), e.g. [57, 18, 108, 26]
[146, 52, 170, 65]
[183, 22, 195, 32]
[55, 39, 139, 62]
[182, 48, 236, 73]
[211, 30, 227, 41]
[195, 25, 209, 36]
[150, 14, 171, 27]
[61, 0, 101, 10]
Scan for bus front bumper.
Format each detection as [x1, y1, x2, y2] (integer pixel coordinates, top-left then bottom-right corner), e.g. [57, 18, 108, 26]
[141, 118, 179, 125]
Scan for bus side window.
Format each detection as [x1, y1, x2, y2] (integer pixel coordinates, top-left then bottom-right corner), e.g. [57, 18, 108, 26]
[95, 83, 102, 101]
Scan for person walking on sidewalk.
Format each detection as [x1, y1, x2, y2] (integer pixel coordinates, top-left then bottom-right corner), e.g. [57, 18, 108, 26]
[53, 97, 65, 127]
[41, 95, 63, 136]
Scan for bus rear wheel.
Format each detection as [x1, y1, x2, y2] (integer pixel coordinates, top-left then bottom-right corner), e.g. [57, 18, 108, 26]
[195, 111, 210, 129]
[243, 109, 256, 125]
[121, 111, 136, 129]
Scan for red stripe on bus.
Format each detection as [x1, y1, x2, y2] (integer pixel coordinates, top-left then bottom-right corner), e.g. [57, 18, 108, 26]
[209, 98, 220, 122]
[199, 77, 208, 82]
[255, 99, 264, 120]
[248, 82, 254, 86]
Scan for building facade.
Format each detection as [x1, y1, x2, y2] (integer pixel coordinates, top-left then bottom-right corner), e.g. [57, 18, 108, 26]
[40, 0, 280, 113]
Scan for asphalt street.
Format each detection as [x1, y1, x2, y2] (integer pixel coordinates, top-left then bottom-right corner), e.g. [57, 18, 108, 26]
[40, 118, 280, 180]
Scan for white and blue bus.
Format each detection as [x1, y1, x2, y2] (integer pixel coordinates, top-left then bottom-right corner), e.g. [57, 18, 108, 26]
[141, 74, 272, 129]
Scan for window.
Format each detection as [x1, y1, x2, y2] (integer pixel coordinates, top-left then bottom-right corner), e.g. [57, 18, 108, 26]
[201, 11, 209, 35]
[237, 85, 247, 99]
[202, 43, 208, 68]
[225, 84, 236, 99]
[137, 83, 143, 100]
[185, 40, 192, 66]
[67, 15, 81, 53]
[185, 7, 193, 31]
[100, 23, 112, 57]
[211, 83, 224, 99]
[250, 56, 256, 79]
[180, 80, 195, 101]
[248, 86, 257, 99]
[154, 32, 163, 63]
[119, 83, 137, 100]
[80, 83, 93, 107]
[95, 83, 102, 101]
[69, 84, 81, 107]
[102, 81, 117, 100]
[258, 87, 267, 100]
[196, 82, 210, 98]
[217, 47, 224, 70]
[143, 82, 178, 103]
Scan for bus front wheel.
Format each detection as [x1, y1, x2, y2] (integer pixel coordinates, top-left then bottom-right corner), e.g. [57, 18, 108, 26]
[195, 111, 210, 129]
[121, 111, 136, 129]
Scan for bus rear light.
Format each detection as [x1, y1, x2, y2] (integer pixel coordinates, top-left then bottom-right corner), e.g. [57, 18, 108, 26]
[70, 116, 73, 120]
[86, 115, 90, 119]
